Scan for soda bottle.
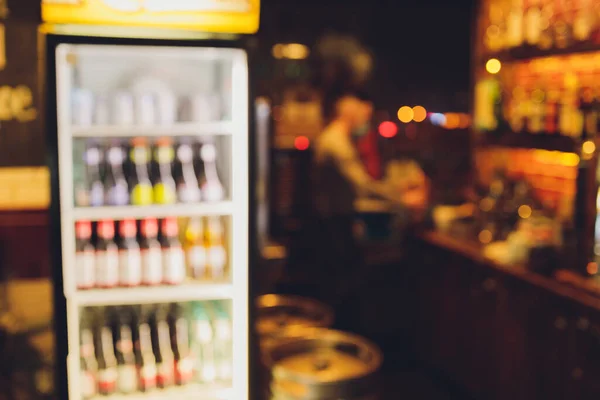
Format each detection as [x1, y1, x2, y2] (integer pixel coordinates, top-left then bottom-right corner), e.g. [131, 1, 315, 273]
[140, 218, 163, 286]
[206, 217, 227, 280]
[199, 143, 225, 202]
[211, 302, 232, 382]
[134, 305, 158, 392]
[153, 138, 177, 205]
[168, 303, 193, 385]
[80, 309, 98, 399]
[119, 219, 142, 287]
[111, 307, 138, 394]
[129, 138, 154, 206]
[104, 144, 129, 206]
[151, 305, 175, 388]
[175, 141, 202, 203]
[190, 302, 216, 383]
[76, 142, 105, 207]
[184, 217, 207, 280]
[160, 218, 186, 285]
[75, 220, 96, 290]
[95, 308, 118, 395]
[96, 220, 119, 289]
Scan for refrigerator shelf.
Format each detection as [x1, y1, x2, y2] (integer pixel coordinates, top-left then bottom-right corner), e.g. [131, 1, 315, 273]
[88, 384, 232, 400]
[71, 122, 235, 138]
[72, 283, 234, 306]
[71, 202, 234, 221]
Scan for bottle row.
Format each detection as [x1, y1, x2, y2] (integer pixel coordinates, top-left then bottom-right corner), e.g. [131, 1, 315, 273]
[79, 301, 231, 398]
[74, 138, 226, 207]
[72, 88, 225, 127]
[75, 217, 227, 290]
[484, 0, 600, 54]
[475, 78, 600, 138]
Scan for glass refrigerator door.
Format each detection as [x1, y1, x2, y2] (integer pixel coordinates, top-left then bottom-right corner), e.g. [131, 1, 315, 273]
[55, 43, 248, 399]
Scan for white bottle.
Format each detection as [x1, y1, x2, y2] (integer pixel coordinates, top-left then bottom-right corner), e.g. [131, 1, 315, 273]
[200, 143, 225, 202]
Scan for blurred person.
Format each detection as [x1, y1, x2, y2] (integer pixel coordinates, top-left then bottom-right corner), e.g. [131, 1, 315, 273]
[310, 89, 427, 315]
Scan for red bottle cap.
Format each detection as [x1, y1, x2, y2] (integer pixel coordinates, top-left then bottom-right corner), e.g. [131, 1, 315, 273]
[97, 220, 115, 239]
[119, 219, 137, 239]
[75, 220, 92, 239]
[161, 217, 179, 238]
[141, 218, 158, 238]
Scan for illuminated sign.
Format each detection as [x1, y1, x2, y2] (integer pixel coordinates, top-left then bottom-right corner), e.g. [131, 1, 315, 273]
[42, 0, 259, 34]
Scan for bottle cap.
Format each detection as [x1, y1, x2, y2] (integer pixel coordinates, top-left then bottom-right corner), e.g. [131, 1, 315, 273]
[120, 219, 137, 239]
[141, 218, 158, 238]
[98, 220, 115, 239]
[76, 220, 92, 239]
[161, 217, 179, 238]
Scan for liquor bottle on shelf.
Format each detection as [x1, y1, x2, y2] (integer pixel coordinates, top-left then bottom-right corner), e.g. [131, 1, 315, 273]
[80, 310, 98, 399]
[190, 302, 216, 383]
[151, 305, 175, 388]
[76, 220, 96, 290]
[184, 217, 207, 280]
[573, 0, 593, 42]
[76, 142, 105, 207]
[129, 138, 154, 206]
[544, 88, 561, 134]
[168, 303, 194, 386]
[212, 302, 232, 382]
[554, 2, 574, 49]
[580, 87, 598, 139]
[95, 308, 118, 396]
[111, 307, 138, 394]
[199, 143, 225, 202]
[175, 141, 202, 203]
[528, 86, 545, 134]
[153, 138, 177, 205]
[206, 217, 227, 280]
[118, 219, 142, 287]
[538, 1, 555, 49]
[160, 217, 186, 285]
[96, 220, 119, 289]
[105, 144, 129, 206]
[524, 0, 542, 47]
[140, 218, 163, 286]
[509, 86, 527, 133]
[134, 306, 158, 392]
[506, 0, 525, 48]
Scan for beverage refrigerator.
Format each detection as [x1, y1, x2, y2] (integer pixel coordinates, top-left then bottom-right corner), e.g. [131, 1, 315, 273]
[44, 33, 253, 400]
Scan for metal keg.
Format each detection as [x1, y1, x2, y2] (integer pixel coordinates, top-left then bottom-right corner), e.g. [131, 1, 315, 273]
[264, 328, 383, 400]
[255, 294, 334, 351]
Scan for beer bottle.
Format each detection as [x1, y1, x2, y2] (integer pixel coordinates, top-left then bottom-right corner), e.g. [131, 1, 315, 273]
[184, 217, 207, 280]
[190, 302, 216, 383]
[104, 144, 130, 206]
[151, 305, 175, 388]
[169, 303, 193, 385]
[129, 138, 154, 206]
[96, 220, 119, 289]
[118, 219, 142, 287]
[206, 217, 227, 280]
[111, 307, 138, 394]
[80, 309, 98, 399]
[160, 218, 186, 285]
[76, 220, 96, 290]
[95, 308, 118, 395]
[134, 305, 157, 392]
[140, 218, 163, 286]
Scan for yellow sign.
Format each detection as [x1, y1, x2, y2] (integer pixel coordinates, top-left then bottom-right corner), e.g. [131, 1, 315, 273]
[42, 0, 259, 34]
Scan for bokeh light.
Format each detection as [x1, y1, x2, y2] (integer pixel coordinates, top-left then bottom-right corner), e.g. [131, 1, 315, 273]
[412, 106, 427, 122]
[379, 121, 398, 138]
[486, 58, 502, 74]
[397, 106, 414, 123]
[294, 136, 310, 151]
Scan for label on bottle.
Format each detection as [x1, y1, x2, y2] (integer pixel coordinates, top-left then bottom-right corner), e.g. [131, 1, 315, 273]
[138, 364, 157, 391]
[76, 250, 96, 289]
[208, 246, 226, 279]
[98, 368, 117, 394]
[90, 181, 105, 207]
[163, 246, 186, 285]
[187, 245, 207, 279]
[119, 248, 142, 287]
[80, 370, 96, 398]
[157, 362, 175, 387]
[175, 357, 194, 385]
[131, 183, 154, 206]
[117, 365, 138, 393]
[96, 249, 119, 288]
[141, 246, 163, 285]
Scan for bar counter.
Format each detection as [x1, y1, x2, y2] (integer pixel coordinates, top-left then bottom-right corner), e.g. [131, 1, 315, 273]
[395, 229, 600, 400]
